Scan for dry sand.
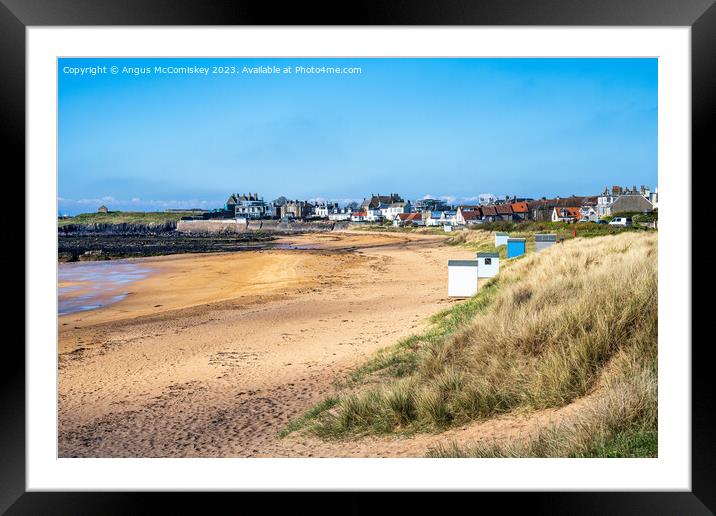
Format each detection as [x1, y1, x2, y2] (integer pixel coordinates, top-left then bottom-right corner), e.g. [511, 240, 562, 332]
[58, 230, 574, 457]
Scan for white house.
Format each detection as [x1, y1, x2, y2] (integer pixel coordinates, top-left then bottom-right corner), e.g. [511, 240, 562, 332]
[327, 207, 352, 221]
[475, 252, 500, 278]
[440, 210, 458, 224]
[328, 212, 351, 221]
[350, 211, 367, 222]
[314, 202, 338, 217]
[365, 208, 384, 222]
[393, 212, 423, 227]
[551, 206, 581, 223]
[579, 205, 598, 222]
[380, 201, 411, 221]
[597, 188, 619, 218]
[426, 210, 457, 227]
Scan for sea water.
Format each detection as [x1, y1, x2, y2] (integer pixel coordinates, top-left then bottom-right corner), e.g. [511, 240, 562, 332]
[58, 261, 154, 316]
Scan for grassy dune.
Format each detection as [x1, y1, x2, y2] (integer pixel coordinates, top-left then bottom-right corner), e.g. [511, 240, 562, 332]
[58, 211, 197, 227]
[282, 232, 658, 457]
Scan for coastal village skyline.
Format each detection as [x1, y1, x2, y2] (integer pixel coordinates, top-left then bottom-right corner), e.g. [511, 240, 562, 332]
[59, 184, 658, 217]
[59, 57, 657, 214]
[79, 184, 657, 229]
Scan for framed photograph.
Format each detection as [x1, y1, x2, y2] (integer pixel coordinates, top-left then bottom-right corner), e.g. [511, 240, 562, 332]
[5, 0, 710, 512]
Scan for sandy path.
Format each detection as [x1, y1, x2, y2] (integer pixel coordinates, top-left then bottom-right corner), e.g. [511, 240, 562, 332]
[59, 231, 484, 457]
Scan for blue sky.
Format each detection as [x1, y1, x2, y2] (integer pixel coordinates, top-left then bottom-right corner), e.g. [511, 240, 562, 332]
[58, 58, 657, 214]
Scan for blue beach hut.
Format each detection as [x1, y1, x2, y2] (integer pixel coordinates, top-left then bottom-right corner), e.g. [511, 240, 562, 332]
[507, 238, 526, 258]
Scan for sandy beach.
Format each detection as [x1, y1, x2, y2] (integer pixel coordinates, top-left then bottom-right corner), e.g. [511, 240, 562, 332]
[59, 230, 486, 457]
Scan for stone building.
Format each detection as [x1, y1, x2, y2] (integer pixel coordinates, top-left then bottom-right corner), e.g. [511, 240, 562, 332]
[225, 193, 271, 219]
[281, 200, 312, 220]
[597, 186, 655, 217]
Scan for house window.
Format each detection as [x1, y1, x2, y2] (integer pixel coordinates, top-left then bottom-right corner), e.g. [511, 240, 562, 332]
[485, 258, 492, 265]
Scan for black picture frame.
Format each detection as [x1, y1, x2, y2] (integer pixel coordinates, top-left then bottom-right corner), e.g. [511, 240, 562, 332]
[3, 0, 710, 513]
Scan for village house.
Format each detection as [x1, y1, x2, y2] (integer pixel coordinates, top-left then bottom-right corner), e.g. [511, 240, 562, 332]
[365, 207, 384, 222]
[226, 193, 272, 219]
[361, 193, 404, 212]
[393, 212, 423, 227]
[551, 206, 582, 223]
[328, 207, 353, 221]
[529, 196, 597, 221]
[381, 200, 411, 221]
[456, 206, 482, 225]
[510, 201, 529, 220]
[495, 203, 513, 221]
[597, 185, 656, 217]
[579, 205, 599, 222]
[350, 211, 367, 222]
[610, 192, 653, 215]
[281, 200, 312, 220]
[414, 197, 449, 213]
[480, 205, 498, 222]
[426, 210, 458, 227]
[314, 202, 338, 218]
[597, 187, 621, 218]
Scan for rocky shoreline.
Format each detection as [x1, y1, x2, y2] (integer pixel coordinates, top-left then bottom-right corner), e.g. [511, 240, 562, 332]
[58, 233, 279, 262]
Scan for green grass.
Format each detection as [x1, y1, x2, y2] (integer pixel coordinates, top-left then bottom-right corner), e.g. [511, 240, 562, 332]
[425, 363, 658, 458]
[426, 428, 657, 458]
[277, 397, 339, 438]
[58, 211, 199, 227]
[469, 220, 645, 239]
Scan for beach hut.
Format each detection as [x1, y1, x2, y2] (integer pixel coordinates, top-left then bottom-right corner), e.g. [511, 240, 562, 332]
[443, 224, 453, 232]
[507, 238, 526, 258]
[535, 233, 557, 252]
[475, 252, 500, 278]
[495, 232, 509, 247]
[447, 260, 479, 297]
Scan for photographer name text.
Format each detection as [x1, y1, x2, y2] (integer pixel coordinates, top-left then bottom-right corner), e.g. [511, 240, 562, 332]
[61, 65, 363, 77]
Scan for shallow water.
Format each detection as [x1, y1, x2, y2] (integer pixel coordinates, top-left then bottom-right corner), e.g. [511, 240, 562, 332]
[58, 261, 155, 316]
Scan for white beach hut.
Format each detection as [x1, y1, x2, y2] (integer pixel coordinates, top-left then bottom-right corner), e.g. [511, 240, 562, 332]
[448, 260, 479, 297]
[475, 252, 500, 278]
[495, 232, 509, 247]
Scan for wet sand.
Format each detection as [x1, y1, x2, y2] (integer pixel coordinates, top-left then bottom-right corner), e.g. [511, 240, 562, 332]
[58, 231, 478, 457]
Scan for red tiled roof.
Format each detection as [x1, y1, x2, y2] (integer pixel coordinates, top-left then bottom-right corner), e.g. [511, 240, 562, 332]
[481, 206, 497, 216]
[495, 204, 513, 215]
[554, 207, 582, 219]
[510, 201, 529, 213]
[462, 211, 482, 220]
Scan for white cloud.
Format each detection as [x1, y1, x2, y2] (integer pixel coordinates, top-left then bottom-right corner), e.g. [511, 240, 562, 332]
[58, 196, 224, 214]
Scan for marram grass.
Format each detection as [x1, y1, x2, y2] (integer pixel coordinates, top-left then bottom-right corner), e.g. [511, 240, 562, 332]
[281, 232, 657, 457]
